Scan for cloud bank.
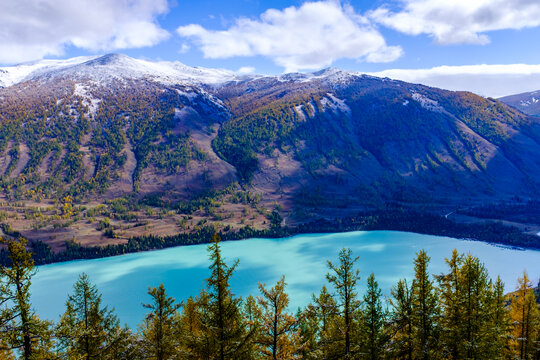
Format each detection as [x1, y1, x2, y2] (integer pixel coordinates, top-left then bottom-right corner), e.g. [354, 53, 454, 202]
[370, 0, 540, 45]
[369, 64, 540, 98]
[177, 1, 402, 72]
[0, 0, 170, 64]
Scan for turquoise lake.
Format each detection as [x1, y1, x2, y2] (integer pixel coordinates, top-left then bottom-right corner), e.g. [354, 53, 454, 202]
[31, 231, 540, 327]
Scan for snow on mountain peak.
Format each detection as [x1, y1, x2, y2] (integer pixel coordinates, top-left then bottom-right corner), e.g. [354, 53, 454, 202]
[275, 67, 359, 84]
[82, 53, 130, 66]
[0, 54, 239, 88]
[0, 55, 98, 87]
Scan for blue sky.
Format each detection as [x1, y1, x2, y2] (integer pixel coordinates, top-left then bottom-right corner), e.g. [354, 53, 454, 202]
[2, 0, 540, 96]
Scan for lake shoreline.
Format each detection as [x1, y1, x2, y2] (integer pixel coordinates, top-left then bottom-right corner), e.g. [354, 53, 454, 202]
[35, 230, 536, 269]
[4, 209, 540, 266]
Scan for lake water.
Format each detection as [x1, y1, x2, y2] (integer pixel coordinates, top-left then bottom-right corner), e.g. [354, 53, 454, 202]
[31, 231, 540, 327]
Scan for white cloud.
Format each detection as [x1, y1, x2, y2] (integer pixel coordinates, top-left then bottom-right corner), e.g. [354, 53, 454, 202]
[368, 64, 540, 98]
[237, 66, 256, 75]
[0, 0, 170, 64]
[179, 43, 191, 54]
[177, 1, 402, 72]
[370, 0, 540, 45]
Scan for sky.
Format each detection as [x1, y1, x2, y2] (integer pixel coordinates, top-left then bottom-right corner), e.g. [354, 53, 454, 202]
[1, 0, 540, 97]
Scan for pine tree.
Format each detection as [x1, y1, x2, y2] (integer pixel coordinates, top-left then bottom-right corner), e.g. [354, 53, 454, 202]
[411, 249, 440, 360]
[326, 248, 362, 358]
[510, 271, 540, 359]
[361, 273, 388, 360]
[56, 272, 129, 359]
[389, 279, 414, 360]
[0, 238, 54, 359]
[256, 276, 300, 359]
[139, 283, 182, 360]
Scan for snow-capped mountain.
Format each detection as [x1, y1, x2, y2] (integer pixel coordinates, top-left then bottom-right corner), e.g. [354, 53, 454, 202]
[0, 53, 239, 88]
[2, 53, 540, 245]
[0, 53, 375, 90]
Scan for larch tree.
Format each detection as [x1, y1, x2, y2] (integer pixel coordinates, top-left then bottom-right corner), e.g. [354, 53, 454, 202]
[0, 238, 54, 360]
[56, 272, 129, 359]
[457, 253, 492, 359]
[139, 283, 182, 360]
[243, 295, 263, 359]
[411, 249, 440, 360]
[256, 276, 300, 359]
[0, 266, 14, 359]
[196, 233, 254, 359]
[487, 276, 511, 359]
[438, 251, 512, 359]
[436, 249, 463, 359]
[296, 307, 318, 360]
[178, 294, 210, 359]
[510, 271, 540, 360]
[326, 248, 362, 358]
[361, 273, 388, 360]
[299, 285, 338, 359]
[389, 279, 414, 360]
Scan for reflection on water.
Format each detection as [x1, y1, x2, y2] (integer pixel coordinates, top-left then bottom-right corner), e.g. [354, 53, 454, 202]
[31, 231, 540, 327]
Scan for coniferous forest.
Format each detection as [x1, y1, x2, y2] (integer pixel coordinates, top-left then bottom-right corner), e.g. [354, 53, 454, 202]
[0, 234, 538, 359]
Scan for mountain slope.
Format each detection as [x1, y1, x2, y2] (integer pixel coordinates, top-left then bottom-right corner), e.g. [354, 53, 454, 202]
[214, 70, 540, 207]
[1, 54, 540, 246]
[500, 90, 540, 116]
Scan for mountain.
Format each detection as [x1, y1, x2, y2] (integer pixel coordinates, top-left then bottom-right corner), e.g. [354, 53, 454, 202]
[1, 54, 540, 247]
[499, 90, 540, 116]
